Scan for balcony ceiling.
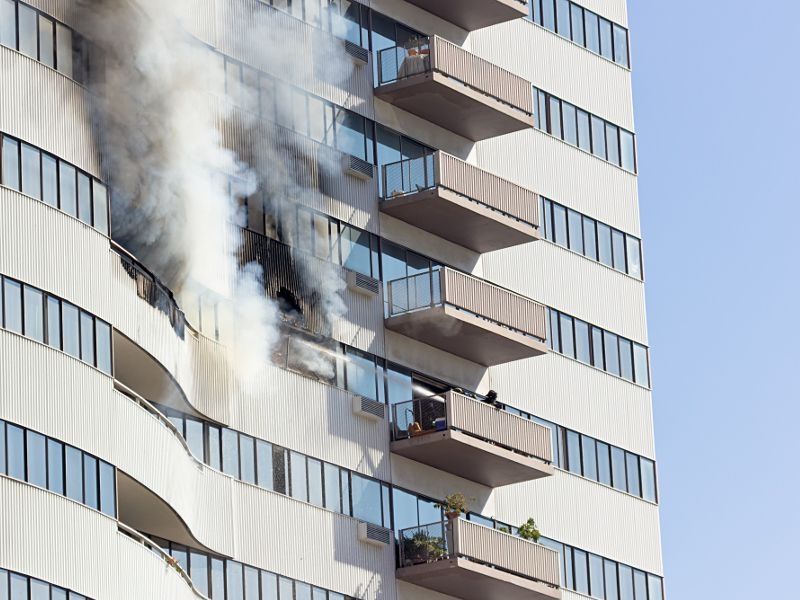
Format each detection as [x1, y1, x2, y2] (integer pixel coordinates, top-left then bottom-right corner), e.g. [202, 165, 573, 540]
[403, 0, 529, 31]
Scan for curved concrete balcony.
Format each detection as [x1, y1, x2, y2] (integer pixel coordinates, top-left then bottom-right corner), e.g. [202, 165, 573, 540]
[390, 391, 553, 486]
[402, 0, 529, 31]
[380, 152, 540, 252]
[397, 519, 561, 600]
[0, 331, 394, 597]
[384, 268, 548, 366]
[0, 477, 204, 600]
[375, 36, 534, 141]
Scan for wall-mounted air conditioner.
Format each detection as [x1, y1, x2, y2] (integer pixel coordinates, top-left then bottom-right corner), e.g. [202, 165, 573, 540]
[344, 40, 369, 65]
[358, 522, 392, 547]
[342, 154, 373, 180]
[352, 395, 386, 421]
[346, 270, 380, 297]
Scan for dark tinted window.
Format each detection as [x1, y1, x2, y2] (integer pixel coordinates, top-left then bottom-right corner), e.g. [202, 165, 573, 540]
[6, 424, 25, 479]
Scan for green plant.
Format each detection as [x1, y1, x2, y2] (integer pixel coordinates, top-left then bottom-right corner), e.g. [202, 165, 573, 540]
[498, 525, 512, 534]
[435, 493, 471, 517]
[401, 530, 447, 565]
[518, 518, 541, 543]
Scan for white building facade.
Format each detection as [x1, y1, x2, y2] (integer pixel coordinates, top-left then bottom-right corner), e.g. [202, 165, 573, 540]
[0, 1, 663, 600]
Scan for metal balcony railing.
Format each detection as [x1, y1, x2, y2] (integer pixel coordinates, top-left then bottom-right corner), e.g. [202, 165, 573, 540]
[381, 152, 540, 229]
[398, 519, 561, 589]
[377, 36, 533, 115]
[386, 268, 547, 342]
[391, 391, 553, 463]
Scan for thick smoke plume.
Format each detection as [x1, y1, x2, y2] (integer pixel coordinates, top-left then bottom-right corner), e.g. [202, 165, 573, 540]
[77, 0, 354, 384]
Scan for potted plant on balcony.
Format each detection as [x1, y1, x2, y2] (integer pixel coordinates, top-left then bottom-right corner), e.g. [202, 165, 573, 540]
[435, 492, 470, 520]
[402, 530, 447, 566]
[518, 518, 542, 543]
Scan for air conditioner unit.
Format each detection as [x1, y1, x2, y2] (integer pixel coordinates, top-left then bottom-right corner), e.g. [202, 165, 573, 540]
[352, 395, 386, 421]
[346, 270, 380, 297]
[343, 40, 369, 65]
[342, 154, 373, 181]
[358, 522, 392, 547]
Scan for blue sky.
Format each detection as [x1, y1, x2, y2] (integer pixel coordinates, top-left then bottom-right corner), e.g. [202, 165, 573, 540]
[628, 1, 800, 597]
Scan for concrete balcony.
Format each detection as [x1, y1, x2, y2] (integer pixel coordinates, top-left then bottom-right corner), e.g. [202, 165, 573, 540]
[397, 519, 561, 600]
[391, 391, 553, 486]
[385, 268, 547, 366]
[402, 0, 529, 31]
[380, 151, 540, 252]
[375, 36, 534, 141]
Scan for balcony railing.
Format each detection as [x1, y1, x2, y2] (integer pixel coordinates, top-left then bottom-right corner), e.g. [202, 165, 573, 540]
[390, 392, 553, 486]
[114, 244, 187, 338]
[388, 268, 546, 340]
[385, 268, 547, 365]
[397, 519, 560, 600]
[392, 392, 552, 461]
[381, 152, 540, 252]
[375, 36, 534, 141]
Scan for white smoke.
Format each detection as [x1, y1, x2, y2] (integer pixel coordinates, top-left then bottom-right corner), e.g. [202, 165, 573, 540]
[77, 0, 354, 385]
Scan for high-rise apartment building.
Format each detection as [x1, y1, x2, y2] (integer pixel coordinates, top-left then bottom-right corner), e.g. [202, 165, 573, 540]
[0, 1, 662, 600]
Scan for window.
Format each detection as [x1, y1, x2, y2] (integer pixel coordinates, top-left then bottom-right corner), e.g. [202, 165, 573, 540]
[567, 209, 583, 254]
[606, 123, 620, 166]
[598, 223, 613, 266]
[99, 460, 116, 517]
[245, 566, 260, 600]
[256, 439, 273, 490]
[599, 17, 613, 60]
[542, 0, 555, 30]
[351, 473, 383, 526]
[558, 313, 574, 357]
[79, 310, 95, 366]
[307, 458, 323, 507]
[583, 216, 597, 260]
[3, 278, 22, 333]
[648, 575, 664, 600]
[222, 429, 240, 477]
[597, 442, 611, 486]
[191, 553, 209, 596]
[2, 137, 19, 189]
[573, 549, 589, 594]
[633, 570, 648, 600]
[65, 445, 83, 502]
[549, 96, 562, 139]
[576, 109, 591, 151]
[556, 0, 571, 38]
[605, 560, 620, 600]
[38, 15, 54, 68]
[18, 3, 37, 59]
[0, 0, 17, 49]
[42, 153, 57, 207]
[95, 320, 112, 374]
[23, 285, 44, 342]
[614, 25, 629, 67]
[611, 446, 627, 492]
[21, 143, 41, 199]
[56, 23, 73, 78]
[612, 229, 626, 271]
[92, 181, 109, 235]
[591, 115, 607, 159]
[26, 430, 46, 487]
[324, 462, 342, 513]
[207, 426, 221, 470]
[574, 320, 590, 364]
[47, 439, 64, 494]
[619, 338, 634, 381]
[226, 561, 244, 600]
[626, 453, 641, 497]
[59, 162, 77, 217]
[589, 553, 605, 598]
[581, 436, 597, 480]
[83, 454, 98, 510]
[30, 579, 49, 600]
[77, 172, 92, 225]
[570, 4, 584, 46]
[289, 451, 307, 502]
[240, 434, 256, 484]
[553, 203, 567, 247]
[10, 573, 27, 600]
[562, 102, 578, 146]
[621, 130, 636, 172]
[641, 458, 657, 502]
[604, 331, 620, 376]
[566, 430, 581, 474]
